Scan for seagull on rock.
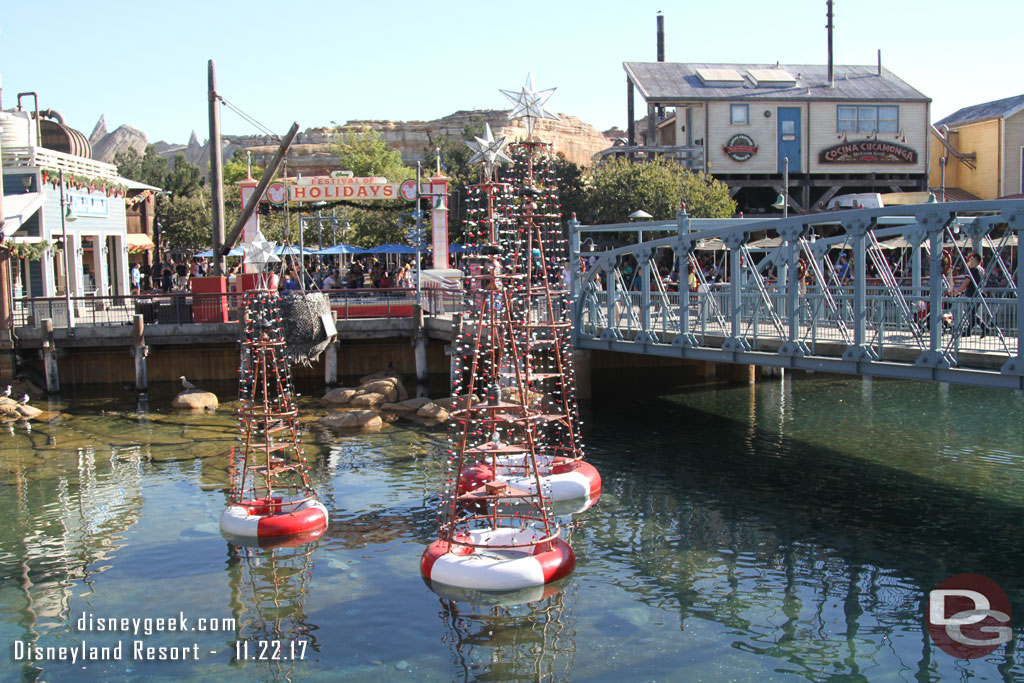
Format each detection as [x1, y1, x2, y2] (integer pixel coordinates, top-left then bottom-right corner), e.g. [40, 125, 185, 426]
[18, 394, 29, 405]
[2, 385, 10, 398]
[180, 376, 196, 391]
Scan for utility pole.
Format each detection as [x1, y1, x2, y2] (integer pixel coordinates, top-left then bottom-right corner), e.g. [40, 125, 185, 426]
[208, 59, 226, 276]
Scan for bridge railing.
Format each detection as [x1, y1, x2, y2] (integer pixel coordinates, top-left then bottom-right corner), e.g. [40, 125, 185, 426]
[11, 288, 462, 330]
[569, 200, 1024, 389]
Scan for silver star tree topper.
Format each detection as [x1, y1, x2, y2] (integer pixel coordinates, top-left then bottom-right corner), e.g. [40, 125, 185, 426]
[500, 73, 560, 139]
[241, 228, 280, 271]
[466, 123, 513, 181]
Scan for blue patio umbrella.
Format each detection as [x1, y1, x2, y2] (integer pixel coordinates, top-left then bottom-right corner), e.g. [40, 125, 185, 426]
[273, 245, 319, 256]
[367, 243, 417, 254]
[316, 243, 368, 255]
[447, 243, 479, 253]
[195, 247, 244, 257]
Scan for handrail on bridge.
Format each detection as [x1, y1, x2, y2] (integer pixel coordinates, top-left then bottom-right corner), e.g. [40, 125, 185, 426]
[568, 200, 1024, 390]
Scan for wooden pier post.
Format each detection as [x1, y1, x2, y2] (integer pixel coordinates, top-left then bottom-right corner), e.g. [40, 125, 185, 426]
[41, 319, 59, 393]
[131, 314, 148, 392]
[324, 311, 339, 386]
[413, 304, 428, 398]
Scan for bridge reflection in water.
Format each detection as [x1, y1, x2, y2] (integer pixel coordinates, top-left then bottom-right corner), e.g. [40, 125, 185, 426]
[570, 200, 1024, 390]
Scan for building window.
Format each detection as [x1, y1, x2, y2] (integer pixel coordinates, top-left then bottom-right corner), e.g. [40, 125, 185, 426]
[838, 106, 857, 132]
[730, 104, 749, 125]
[837, 105, 900, 134]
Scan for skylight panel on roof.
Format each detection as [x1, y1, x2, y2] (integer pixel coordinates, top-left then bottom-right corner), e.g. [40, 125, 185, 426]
[695, 68, 745, 87]
[747, 69, 797, 87]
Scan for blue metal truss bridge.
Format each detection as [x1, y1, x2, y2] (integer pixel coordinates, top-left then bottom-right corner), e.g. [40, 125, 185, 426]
[568, 200, 1024, 391]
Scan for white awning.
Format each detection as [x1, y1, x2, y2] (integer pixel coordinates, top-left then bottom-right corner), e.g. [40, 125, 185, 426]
[2, 192, 45, 238]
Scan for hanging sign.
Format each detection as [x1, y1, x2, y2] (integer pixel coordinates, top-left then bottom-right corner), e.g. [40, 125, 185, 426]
[724, 134, 758, 162]
[287, 175, 399, 202]
[819, 140, 918, 164]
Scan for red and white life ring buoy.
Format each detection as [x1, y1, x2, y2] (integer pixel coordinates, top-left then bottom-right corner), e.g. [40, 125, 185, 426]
[219, 496, 328, 539]
[941, 249, 953, 275]
[421, 527, 575, 591]
[458, 454, 601, 511]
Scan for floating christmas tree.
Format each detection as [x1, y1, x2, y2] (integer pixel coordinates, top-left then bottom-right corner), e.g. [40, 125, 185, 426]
[220, 230, 328, 543]
[422, 75, 598, 593]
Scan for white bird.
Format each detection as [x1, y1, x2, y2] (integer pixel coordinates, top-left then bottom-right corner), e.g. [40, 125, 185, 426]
[180, 375, 196, 391]
[2, 385, 10, 398]
[18, 394, 29, 405]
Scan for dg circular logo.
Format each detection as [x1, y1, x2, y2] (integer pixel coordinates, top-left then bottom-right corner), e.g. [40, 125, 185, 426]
[927, 573, 1012, 658]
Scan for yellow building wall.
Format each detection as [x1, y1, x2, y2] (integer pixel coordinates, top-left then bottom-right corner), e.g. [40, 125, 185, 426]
[941, 119, 1000, 199]
[929, 130, 961, 189]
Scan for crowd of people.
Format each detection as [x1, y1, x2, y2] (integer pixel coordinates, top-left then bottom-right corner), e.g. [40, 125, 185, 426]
[128, 254, 430, 296]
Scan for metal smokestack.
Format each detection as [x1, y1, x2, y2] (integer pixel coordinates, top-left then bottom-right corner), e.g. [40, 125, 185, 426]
[826, 0, 835, 87]
[656, 12, 665, 62]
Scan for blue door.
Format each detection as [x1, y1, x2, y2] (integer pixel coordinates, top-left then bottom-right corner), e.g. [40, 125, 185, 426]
[778, 107, 801, 173]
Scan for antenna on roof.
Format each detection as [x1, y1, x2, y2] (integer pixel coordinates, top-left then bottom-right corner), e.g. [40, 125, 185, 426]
[656, 11, 665, 63]
[826, 0, 835, 88]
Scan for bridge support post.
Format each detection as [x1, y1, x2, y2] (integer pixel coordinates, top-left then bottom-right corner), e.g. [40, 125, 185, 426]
[131, 314, 148, 393]
[1000, 215, 1024, 384]
[413, 304, 429, 398]
[40, 319, 59, 393]
[324, 311, 339, 387]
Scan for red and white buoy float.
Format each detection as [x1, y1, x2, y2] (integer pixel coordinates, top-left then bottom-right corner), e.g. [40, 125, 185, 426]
[422, 527, 575, 591]
[219, 496, 328, 539]
[458, 441, 601, 512]
[220, 285, 328, 545]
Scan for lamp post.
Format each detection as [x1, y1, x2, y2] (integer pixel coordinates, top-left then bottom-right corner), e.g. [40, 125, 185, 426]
[58, 169, 78, 329]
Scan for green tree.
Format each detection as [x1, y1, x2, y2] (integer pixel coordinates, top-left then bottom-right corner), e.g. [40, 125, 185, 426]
[330, 125, 412, 181]
[223, 147, 264, 184]
[158, 186, 212, 251]
[551, 154, 587, 224]
[584, 159, 735, 223]
[163, 153, 204, 197]
[114, 144, 167, 188]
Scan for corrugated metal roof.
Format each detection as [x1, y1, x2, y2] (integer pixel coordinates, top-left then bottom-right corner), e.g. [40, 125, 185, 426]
[624, 63, 930, 103]
[934, 94, 1024, 127]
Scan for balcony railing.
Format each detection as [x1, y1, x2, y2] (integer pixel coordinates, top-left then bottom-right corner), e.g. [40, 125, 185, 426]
[11, 288, 465, 329]
[1, 146, 119, 180]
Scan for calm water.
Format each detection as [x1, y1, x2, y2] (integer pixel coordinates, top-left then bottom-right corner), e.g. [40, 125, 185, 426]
[0, 375, 1022, 682]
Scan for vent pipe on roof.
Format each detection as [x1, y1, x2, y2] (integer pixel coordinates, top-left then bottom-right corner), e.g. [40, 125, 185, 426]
[877, 49, 882, 75]
[826, 0, 835, 88]
[656, 12, 665, 62]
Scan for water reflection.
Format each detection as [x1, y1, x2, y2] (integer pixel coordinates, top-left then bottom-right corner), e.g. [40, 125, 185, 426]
[225, 538, 321, 682]
[3, 445, 144, 683]
[435, 580, 576, 682]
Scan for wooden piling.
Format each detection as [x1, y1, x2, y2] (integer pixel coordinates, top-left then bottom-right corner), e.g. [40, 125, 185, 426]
[131, 314, 148, 392]
[41, 319, 59, 393]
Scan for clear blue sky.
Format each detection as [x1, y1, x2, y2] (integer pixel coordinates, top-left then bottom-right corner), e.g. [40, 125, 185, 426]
[2, 0, 1019, 145]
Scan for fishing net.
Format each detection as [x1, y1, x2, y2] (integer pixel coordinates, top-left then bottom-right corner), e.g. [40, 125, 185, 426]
[280, 292, 332, 365]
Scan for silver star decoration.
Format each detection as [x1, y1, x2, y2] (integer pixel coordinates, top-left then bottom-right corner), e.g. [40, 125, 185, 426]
[466, 123, 513, 180]
[241, 228, 280, 271]
[500, 72, 560, 138]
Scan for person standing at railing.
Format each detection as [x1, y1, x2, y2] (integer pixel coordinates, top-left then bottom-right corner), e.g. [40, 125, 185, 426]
[130, 264, 141, 295]
[948, 253, 986, 337]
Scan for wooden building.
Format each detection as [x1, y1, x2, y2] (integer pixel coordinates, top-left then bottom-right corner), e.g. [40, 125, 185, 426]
[612, 62, 931, 214]
[929, 93, 1024, 200]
